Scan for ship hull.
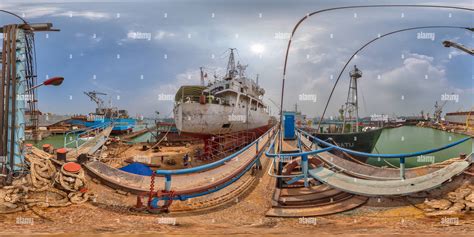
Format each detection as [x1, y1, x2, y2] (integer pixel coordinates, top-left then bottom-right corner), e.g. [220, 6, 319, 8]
[309, 128, 383, 163]
[174, 103, 270, 136]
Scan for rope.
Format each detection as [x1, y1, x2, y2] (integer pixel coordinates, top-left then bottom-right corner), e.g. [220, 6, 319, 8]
[0, 153, 93, 213]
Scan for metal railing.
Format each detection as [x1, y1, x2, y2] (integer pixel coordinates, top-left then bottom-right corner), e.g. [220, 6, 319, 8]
[264, 128, 471, 186]
[64, 121, 112, 151]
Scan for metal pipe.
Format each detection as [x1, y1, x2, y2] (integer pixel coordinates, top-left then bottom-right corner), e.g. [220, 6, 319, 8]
[0, 10, 27, 24]
[9, 25, 17, 176]
[3, 26, 12, 167]
[0, 25, 7, 157]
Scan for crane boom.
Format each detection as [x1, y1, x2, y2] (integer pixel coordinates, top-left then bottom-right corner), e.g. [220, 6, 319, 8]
[83, 91, 107, 111]
[442, 41, 474, 55]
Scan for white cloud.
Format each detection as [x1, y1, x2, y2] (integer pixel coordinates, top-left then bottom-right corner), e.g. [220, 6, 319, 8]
[2, 4, 111, 20]
[20, 6, 62, 19]
[54, 11, 111, 20]
[154, 30, 176, 40]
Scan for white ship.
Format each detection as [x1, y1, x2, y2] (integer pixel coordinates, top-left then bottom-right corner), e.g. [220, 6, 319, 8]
[173, 49, 271, 137]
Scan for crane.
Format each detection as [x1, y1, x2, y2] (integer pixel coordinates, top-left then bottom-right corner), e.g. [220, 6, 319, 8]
[84, 91, 107, 114]
[442, 40, 474, 55]
[433, 100, 448, 124]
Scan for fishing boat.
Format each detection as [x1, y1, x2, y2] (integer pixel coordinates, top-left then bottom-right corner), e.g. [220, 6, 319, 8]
[173, 48, 271, 137]
[67, 91, 136, 134]
[306, 65, 382, 162]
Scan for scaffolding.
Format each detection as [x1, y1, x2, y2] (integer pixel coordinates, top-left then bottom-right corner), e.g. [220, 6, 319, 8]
[202, 131, 256, 161]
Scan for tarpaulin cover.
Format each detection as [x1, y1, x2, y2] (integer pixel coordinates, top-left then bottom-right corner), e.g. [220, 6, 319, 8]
[119, 162, 153, 176]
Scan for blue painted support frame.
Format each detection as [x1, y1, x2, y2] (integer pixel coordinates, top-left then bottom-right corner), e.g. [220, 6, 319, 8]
[302, 154, 309, 187]
[264, 132, 333, 187]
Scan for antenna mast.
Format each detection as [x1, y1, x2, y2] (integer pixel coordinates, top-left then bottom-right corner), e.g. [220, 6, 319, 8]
[342, 65, 362, 133]
[226, 48, 237, 79]
[200, 67, 205, 86]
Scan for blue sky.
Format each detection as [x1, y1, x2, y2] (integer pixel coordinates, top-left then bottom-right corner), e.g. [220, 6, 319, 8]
[1, 0, 472, 118]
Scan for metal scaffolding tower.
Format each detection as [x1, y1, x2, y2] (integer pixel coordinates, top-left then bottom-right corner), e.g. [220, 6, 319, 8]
[342, 65, 362, 133]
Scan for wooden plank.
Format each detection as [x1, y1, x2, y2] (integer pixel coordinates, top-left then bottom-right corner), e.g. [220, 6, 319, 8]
[266, 195, 367, 217]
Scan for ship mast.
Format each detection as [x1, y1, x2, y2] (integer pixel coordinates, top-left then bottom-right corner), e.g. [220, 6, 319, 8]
[200, 67, 205, 86]
[226, 48, 237, 79]
[342, 65, 362, 133]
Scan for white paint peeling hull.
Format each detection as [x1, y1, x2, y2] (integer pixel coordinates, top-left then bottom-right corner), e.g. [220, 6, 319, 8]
[174, 103, 270, 135]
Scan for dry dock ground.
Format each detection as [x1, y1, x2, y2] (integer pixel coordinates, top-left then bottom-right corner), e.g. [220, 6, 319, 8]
[0, 154, 473, 236]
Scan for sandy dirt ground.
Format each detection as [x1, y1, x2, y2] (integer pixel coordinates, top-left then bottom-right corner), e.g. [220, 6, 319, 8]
[1, 162, 473, 237]
[101, 142, 218, 170]
[1, 141, 473, 236]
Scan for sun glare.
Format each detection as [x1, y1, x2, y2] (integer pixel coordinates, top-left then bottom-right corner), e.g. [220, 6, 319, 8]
[251, 44, 265, 54]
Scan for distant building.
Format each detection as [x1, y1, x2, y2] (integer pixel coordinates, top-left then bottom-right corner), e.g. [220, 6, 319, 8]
[445, 111, 474, 126]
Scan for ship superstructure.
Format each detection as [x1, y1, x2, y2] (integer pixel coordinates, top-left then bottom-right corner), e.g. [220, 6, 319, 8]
[174, 49, 270, 136]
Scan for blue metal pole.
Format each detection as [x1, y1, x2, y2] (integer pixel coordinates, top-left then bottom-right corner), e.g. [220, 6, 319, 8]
[302, 154, 309, 187]
[165, 175, 172, 191]
[297, 131, 302, 151]
[400, 157, 405, 179]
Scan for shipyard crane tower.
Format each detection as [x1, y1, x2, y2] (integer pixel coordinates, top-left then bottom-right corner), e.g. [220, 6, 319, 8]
[433, 100, 447, 124]
[342, 65, 362, 133]
[84, 91, 107, 115]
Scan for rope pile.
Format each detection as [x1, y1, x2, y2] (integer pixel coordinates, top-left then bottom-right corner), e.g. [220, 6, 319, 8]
[0, 153, 93, 214]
